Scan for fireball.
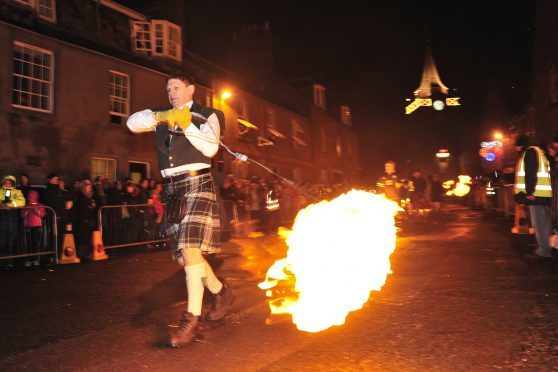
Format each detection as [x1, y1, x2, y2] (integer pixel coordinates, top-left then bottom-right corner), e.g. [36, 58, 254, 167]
[446, 175, 472, 197]
[258, 190, 400, 332]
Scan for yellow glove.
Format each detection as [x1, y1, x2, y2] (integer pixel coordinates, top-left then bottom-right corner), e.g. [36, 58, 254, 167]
[155, 107, 192, 130]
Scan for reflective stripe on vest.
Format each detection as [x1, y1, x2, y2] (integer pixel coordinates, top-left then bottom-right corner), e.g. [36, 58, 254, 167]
[266, 191, 279, 211]
[514, 146, 552, 197]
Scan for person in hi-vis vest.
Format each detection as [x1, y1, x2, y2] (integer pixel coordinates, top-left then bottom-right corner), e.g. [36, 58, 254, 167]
[514, 135, 553, 259]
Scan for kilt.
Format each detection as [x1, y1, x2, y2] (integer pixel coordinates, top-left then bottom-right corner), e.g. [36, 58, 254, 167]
[164, 172, 221, 260]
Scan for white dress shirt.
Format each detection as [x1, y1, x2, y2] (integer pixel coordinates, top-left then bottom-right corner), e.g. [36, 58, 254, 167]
[126, 101, 220, 177]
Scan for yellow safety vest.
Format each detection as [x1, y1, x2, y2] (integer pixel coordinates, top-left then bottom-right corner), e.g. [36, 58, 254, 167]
[266, 191, 279, 211]
[514, 146, 552, 197]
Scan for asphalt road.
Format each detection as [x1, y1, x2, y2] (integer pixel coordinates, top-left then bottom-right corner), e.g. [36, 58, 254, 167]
[1, 206, 558, 371]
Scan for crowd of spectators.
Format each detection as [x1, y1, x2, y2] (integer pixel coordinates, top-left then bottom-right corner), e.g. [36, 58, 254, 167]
[1, 170, 350, 269]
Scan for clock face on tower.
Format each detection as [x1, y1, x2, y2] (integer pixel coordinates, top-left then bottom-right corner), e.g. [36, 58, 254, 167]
[433, 100, 445, 111]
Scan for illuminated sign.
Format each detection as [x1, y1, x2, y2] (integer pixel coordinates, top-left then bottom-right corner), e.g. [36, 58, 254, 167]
[479, 140, 503, 161]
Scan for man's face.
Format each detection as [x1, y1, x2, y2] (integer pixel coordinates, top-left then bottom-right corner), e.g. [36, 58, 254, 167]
[166, 78, 194, 108]
[4, 180, 14, 189]
[385, 162, 395, 174]
[49, 176, 60, 185]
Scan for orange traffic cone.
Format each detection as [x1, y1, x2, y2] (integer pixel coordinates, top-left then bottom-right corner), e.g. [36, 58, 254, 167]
[511, 204, 531, 234]
[90, 230, 108, 261]
[60, 225, 81, 264]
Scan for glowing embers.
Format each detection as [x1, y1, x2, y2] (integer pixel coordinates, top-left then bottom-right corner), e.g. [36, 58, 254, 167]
[258, 190, 400, 333]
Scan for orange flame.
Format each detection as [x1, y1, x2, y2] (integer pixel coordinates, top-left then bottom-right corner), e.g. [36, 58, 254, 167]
[258, 190, 400, 332]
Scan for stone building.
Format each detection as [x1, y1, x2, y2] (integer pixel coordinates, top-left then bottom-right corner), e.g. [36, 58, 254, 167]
[0, 0, 359, 187]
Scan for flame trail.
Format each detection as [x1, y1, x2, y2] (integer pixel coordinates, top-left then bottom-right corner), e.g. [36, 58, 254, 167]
[258, 190, 400, 332]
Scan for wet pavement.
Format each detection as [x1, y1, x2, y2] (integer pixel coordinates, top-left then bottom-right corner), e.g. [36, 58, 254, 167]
[1, 205, 558, 370]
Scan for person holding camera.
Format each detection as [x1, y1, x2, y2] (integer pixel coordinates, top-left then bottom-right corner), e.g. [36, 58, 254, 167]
[1, 175, 25, 208]
[0, 175, 26, 269]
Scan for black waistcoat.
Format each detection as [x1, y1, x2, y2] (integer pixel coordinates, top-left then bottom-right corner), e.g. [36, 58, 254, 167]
[154, 102, 225, 172]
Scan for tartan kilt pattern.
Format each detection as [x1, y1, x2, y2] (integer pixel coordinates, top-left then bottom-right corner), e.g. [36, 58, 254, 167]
[164, 173, 221, 259]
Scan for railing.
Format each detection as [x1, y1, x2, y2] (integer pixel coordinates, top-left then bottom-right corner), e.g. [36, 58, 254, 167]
[488, 184, 516, 218]
[0, 205, 58, 264]
[98, 204, 166, 250]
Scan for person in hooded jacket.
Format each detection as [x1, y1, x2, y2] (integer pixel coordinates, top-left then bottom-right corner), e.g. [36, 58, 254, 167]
[1, 175, 25, 269]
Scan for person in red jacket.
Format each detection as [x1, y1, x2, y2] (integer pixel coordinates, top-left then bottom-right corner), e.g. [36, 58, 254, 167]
[21, 190, 46, 267]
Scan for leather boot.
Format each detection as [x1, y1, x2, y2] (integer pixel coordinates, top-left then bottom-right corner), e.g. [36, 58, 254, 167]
[206, 279, 236, 321]
[168, 311, 201, 348]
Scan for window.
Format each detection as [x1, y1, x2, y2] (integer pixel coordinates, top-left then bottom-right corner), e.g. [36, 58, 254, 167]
[109, 70, 130, 120]
[37, 0, 56, 22]
[12, 41, 54, 113]
[14, 0, 33, 7]
[336, 136, 342, 158]
[129, 161, 150, 184]
[340, 105, 352, 126]
[313, 84, 326, 109]
[291, 119, 307, 150]
[205, 91, 213, 107]
[265, 108, 276, 128]
[13, 0, 56, 22]
[131, 22, 152, 54]
[131, 20, 182, 61]
[265, 108, 285, 138]
[235, 97, 247, 119]
[91, 157, 116, 182]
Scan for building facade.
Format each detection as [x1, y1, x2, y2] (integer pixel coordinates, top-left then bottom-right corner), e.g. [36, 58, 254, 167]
[0, 0, 360, 187]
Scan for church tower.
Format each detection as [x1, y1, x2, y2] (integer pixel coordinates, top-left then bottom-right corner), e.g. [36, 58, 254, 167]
[405, 44, 460, 114]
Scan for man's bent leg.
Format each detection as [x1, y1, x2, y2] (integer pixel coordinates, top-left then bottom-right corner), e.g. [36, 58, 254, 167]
[204, 260, 236, 321]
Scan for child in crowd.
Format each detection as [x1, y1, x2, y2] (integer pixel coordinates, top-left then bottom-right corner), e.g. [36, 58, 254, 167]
[21, 190, 46, 267]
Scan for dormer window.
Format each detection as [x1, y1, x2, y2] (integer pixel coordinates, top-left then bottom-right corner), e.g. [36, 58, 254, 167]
[340, 105, 352, 126]
[13, 0, 56, 23]
[131, 20, 182, 61]
[313, 84, 326, 109]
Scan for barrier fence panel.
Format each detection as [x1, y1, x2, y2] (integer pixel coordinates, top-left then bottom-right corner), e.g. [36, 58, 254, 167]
[0, 206, 58, 264]
[488, 184, 516, 218]
[98, 204, 166, 250]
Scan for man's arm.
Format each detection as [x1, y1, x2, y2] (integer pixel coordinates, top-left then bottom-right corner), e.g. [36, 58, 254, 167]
[126, 109, 158, 133]
[183, 112, 220, 157]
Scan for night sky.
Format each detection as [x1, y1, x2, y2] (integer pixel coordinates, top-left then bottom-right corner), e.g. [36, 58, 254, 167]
[119, 0, 535, 182]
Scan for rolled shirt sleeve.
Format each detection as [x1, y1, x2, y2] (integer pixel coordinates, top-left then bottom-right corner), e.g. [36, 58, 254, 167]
[182, 112, 220, 157]
[126, 109, 158, 133]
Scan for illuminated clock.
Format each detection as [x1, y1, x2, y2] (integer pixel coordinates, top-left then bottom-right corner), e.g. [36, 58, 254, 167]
[433, 100, 445, 111]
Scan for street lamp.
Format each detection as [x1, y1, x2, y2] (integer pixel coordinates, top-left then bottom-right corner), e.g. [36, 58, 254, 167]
[221, 90, 232, 100]
[493, 131, 503, 140]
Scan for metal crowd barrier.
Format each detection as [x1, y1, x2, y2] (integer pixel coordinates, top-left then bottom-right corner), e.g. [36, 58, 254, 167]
[98, 198, 278, 251]
[0, 205, 58, 264]
[98, 204, 166, 250]
[488, 184, 516, 218]
[222, 199, 261, 238]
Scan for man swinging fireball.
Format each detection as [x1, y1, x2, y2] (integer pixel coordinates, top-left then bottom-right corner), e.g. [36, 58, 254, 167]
[126, 72, 234, 348]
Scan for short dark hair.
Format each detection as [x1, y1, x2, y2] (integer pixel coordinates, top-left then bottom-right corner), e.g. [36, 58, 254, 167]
[167, 71, 195, 86]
